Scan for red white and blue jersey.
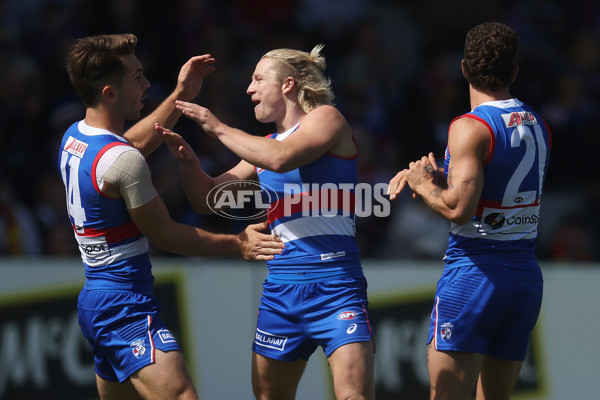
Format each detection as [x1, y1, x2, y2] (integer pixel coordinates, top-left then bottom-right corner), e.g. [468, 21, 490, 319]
[444, 99, 552, 268]
[257, 122, 363, 282]
[59, 120, 153, 291]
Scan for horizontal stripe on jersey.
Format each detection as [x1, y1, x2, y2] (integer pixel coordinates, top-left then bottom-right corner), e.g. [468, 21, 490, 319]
[257, 123, 362, 282]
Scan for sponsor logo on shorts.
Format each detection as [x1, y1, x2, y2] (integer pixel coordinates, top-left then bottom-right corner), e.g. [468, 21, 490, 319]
[158, 329, 176, 344]
[254, 328, 288, 351]
[347, 323, 358, 334]
[337, 310, 359, 320]
[321, 251, 346, 261]
[130, 339, 146, 359]
[440, 322, 453, 341]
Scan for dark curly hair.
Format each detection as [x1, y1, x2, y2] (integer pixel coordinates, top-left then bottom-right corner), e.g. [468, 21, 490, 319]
[462, 22, 519, 92]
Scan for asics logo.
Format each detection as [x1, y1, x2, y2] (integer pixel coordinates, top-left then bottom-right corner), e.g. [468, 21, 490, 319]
[347, 323, 358, 334]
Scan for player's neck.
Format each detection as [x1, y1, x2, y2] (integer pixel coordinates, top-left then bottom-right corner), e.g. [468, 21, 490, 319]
[277, 105, 306, 134]
[84, 107, 125, 136]
[469, 85, 512, 110]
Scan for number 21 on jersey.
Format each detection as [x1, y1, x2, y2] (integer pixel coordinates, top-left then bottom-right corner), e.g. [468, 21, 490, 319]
[501, 111, 548, 208]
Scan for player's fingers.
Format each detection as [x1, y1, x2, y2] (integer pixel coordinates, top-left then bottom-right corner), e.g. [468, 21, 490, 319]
[389, 168, 409, 191]
[249, 220, 274, 232]
[188, 54, 213, 64]
[388, 179, 400, 198]
[390, 177, 409, 200]
[260, 236, 284, 248]
[154, 122, 166, 133]
[387, 177, 397, 195]
[398, 177, 408, 192]
[175, 100, 193, 108]
[428, 152, 437, 168]
[259, 245, 284, 253]
[178, 146, 192, 160]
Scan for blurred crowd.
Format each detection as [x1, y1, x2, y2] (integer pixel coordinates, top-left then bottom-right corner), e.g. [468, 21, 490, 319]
[0, 0, 598, 261]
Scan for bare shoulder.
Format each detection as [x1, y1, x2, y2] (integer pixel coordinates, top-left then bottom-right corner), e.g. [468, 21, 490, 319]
[449, 115, 489, 133]
[448, 116, 491, 160]
[304, 105, 348, 129]
[300, 105, 354, 156]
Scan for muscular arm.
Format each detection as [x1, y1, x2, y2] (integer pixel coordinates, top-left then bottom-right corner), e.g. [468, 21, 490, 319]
[129, 196, 245, 257]
[177, 103, 356, 173]
[159, 125, 257, 214]
[100, 149, 282, 259]
[179, 158, 257, 214]
[406, 117, 489, 224]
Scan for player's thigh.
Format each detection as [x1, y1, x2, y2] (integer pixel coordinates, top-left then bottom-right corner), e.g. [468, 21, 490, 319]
[96, 374, 143, 400]
[475, 355, 523, 400]
[252, 352, 307, 400]
[427, 345, 483, 400]
[328, 340, 375, 400]
[129, 350, 197, 400]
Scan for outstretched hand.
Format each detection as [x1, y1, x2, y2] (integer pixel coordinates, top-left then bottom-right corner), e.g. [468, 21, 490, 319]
[154, 123, 197, 163]
[238, 221, 284, 261]
[175, 100, 222, 138]
[387, 168, 411, 200]
[175, 54, 216, 101]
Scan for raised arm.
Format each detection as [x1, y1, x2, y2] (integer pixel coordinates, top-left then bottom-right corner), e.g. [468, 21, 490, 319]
[158, 124, 257, 214]
[175, 103, 355, 173]
[124, 55, 215, 157]
[405, 117, 489, 224]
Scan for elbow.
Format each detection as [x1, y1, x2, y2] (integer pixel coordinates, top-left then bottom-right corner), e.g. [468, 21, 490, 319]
[450, 215, 473, 225]
[447, 208, 475, 225]
[262, 153, 294, 173]
[267, 160, 293, 174]
[145, 234, 173, 253]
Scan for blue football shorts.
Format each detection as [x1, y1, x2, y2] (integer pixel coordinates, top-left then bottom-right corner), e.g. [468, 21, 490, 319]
[252, 276, 373, 361]
[77, 289, 181, 382]
[427, 264, 543, 361]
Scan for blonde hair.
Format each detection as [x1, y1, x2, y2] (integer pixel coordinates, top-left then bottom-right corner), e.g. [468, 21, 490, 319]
[262, 44, 335, 112]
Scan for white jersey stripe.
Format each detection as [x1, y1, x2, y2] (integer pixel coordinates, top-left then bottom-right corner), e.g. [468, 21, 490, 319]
[77, 235, 149, 268]
[272, 215, 355, 243]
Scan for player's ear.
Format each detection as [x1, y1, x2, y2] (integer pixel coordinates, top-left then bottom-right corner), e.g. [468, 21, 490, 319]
[282, 77, 295, 93]
[460, 59, 468, 79]
[102, 85, 117, 101]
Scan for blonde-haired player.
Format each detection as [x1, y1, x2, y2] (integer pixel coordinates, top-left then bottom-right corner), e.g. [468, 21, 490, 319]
[158, 45, 375, 400]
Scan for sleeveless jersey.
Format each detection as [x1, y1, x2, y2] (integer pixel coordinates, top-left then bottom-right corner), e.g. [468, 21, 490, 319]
[257, 123, 362, 282]
[59, 120, 153, 291]
[444, 99, 552, 268]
